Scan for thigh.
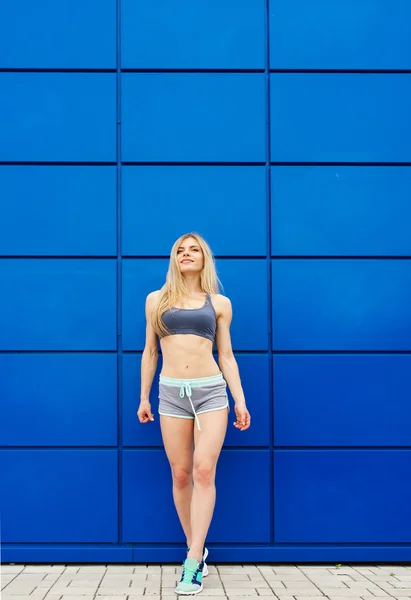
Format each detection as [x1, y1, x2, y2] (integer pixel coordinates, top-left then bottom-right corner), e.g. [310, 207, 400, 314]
[160, 414, 194, 472]
[193, 407, 228, 468]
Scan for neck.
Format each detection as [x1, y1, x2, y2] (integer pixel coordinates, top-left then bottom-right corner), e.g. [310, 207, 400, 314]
[182, 274, 203, 295]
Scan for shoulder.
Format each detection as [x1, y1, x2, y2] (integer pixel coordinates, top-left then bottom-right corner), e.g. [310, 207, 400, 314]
[145, 290, 161, 311]
[209, 293, 232, 318]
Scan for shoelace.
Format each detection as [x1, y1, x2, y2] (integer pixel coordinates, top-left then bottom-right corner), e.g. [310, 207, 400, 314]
[179, 382, 202, 431]
[181, 563, 198, 583]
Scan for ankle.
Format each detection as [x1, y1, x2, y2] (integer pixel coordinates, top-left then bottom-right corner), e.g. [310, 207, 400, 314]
[187, 552, 202, 562]
[187, 546, 203, 562]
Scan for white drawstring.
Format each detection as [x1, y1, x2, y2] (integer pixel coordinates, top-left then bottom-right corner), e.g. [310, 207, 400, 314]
[179, 382, 201, 431]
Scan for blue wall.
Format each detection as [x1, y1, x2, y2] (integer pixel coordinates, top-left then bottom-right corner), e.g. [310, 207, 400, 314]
[1, 0, 411, 563]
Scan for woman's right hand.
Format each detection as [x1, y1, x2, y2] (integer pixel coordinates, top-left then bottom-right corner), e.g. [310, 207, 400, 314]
[137, 401, 155, 423]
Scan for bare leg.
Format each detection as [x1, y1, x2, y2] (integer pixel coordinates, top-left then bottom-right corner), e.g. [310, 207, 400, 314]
[187, 407, 228, 562]
[159, 414, 195, 547]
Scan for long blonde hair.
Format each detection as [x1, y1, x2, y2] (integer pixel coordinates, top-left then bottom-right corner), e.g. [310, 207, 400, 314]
[151, 232, 222, 338]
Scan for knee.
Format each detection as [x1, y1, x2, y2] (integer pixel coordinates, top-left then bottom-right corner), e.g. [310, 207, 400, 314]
[193, 462, 215, 487]
[172, 467, 193, 489]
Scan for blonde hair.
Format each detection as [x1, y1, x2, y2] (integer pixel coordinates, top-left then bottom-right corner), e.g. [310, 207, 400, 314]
[151, 232, 223, 338]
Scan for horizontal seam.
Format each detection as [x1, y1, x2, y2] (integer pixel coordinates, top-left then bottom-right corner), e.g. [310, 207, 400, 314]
[196, 403, 229, 415]
[158, 411, 194, 419]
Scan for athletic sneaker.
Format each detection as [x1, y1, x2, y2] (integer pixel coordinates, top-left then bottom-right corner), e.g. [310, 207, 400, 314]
[186, 545, 209, 576]
[175, 557, 205, 595]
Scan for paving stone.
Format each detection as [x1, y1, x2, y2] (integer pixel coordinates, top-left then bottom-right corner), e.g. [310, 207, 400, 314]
[283, 581, 329, 589]
[220, 574, 253, 581]
[60, 596, 96, 600]
[48, 590, 94, 596]
[319, 589, 375, 596]
[29, 566, 67, 574]
[95, 597, 131, 600]
[320, 597, 364, 600]
[197, 590, 227, 596]
[1, 566, 25, 574]
[105, 567, 135, 574]
[260, 581, 288, 589]
[222, 590, 259, 597]
[293, 596, 327, 600]
[2, 585, 37, 594]
[283, 589, 330, 596]
[77, 566, 107, 574]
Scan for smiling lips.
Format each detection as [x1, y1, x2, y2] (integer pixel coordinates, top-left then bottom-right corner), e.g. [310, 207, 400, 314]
[181, 259, 193, 263]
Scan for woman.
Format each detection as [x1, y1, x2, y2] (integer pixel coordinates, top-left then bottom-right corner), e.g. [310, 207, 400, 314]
[137, 232, 251, 595]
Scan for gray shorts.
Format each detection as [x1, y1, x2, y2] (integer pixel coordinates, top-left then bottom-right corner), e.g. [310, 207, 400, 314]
[158, 372, 230, 431]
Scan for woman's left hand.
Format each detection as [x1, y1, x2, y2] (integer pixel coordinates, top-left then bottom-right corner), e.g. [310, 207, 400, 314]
[233, 402, 251, 431]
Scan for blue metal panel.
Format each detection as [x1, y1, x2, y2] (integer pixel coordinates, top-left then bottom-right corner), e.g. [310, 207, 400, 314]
[122, 74, 266, 162]
[216, 260, 269, 351]
[0, 354, 117, 446]
[270, 73, 411, 162]
[121, 0, 265, 69]
[122, 354, 164, 447]
[123, 353, 270, 448]
[122, 167, 267, 256]
[0, 0, 116, 68]
[123, 450, 270, 542]
[1, 450, 118, 542]
[272, 259, 411, 351]
[274, 355, 411, 447]
[122, 259, 168, 351]
[0, 73, 116, 162]
[0, 167, 116, 256]
[224, 354, 270, 447]
[122, 259, 268, 351]
[269, 0, 411, 70]
[271, 166, 411, 256]
[0, 259, 117, 351]
[274, 450, 411, 542]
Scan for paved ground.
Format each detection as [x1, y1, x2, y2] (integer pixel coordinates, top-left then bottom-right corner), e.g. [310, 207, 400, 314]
[2, 563, 411, 600]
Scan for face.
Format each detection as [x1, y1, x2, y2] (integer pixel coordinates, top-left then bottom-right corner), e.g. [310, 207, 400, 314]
[176, 237, 204, 273]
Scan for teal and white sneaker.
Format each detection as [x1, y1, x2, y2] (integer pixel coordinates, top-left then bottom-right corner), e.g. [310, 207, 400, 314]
[175, 557, 204, 595]
[186, 545, 208, 576]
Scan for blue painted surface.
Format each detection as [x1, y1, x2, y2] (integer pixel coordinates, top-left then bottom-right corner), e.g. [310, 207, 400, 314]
[269, 0, 411, 70]
[274, 450, 411, 542]
[270, 73, 411, 162]
[122, 0, 265, 69]
[122, 167, 266, 256]
[1, 450, 118, 542]
[0, 167, 117, 255]
[274, 355, 411, 446]
[0, 0, 116, 68]
[1, 0, 410, 564]
[0, 354, 118, 446]
[0, 259, 117, 350]
[0, 73, 116, 162]
[272, 259, 411, 351]
[271, 167, 411, 256]
[122, 73, 266, 162]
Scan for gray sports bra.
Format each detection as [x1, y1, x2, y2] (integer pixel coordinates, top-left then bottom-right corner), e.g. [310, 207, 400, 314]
[160, 293, 217, 343]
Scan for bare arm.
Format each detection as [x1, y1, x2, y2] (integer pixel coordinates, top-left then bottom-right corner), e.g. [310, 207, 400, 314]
[137, 291, 159, 423]
[215, 295, 251, 430]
